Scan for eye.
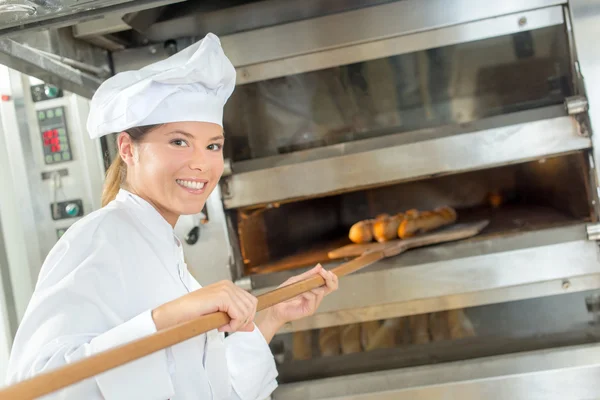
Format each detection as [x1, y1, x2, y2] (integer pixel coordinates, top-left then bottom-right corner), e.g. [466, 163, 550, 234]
[171, 139, 189, 147]
[207, 143, 223, 151]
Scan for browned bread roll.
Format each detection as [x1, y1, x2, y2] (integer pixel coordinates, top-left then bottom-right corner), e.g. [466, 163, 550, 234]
[398, 206, 457, 239]
[429, 311, 450, 342]
[349, 220, 374, 244]
[318, 326, 341, 357]
[373, 214, 403, 243]
[341, 324, 362, 354]
[365, 318, 404, 351]
[447, 308, 476, 339]
[409, 314, 430, 344]
[292, 330, 312, 360]
[360, 320, 381, 350]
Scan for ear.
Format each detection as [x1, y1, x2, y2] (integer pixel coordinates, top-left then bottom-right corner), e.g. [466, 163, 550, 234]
[117, 132, 136, 167]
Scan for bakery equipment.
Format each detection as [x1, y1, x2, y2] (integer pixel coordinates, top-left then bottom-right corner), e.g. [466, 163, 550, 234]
[1, 0, 600, 398]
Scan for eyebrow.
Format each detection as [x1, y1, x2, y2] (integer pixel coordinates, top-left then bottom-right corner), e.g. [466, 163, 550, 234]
[167, 130, 224, 141]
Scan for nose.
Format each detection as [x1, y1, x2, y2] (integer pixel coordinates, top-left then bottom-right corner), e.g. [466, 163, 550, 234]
[189, 148, 210, 171]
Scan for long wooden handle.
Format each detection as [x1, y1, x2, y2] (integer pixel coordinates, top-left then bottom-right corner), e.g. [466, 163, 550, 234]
[0, 251, 384, 399]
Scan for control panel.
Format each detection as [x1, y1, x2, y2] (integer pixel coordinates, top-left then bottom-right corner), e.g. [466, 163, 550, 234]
[37, 106, 73, 165]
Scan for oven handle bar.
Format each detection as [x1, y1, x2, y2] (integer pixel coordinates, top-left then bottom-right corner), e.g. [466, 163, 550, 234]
[0, 221, 488, 399]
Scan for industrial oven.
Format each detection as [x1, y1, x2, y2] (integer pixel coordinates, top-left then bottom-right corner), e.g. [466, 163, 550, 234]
[1, 0, 600, 398]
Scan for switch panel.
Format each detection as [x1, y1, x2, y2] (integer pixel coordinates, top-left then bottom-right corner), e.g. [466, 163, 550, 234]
[50, 199, 84, 220]
[38, 106, 73, 165]
[30, 84, 63, 102]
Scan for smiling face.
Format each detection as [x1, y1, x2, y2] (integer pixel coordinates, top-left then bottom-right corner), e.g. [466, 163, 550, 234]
[118, 121, 225, 226]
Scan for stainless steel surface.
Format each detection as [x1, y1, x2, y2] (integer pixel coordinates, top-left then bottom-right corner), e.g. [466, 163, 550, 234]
[0, 68, 106, 325]
[232, 6, 565, 85]
[142, 0, 396, 42]
[0, 215, 17, 341]
[29, 47, 109, 78]
[247, 224, 600, 333]
[71, 0, 183, 38]
[272, 343, 600, 399]
[232, 106, 567, 174]
[223, 114, 589, 209]
[586, 222, 600, 240]
[0, 213, 17, 380]
[565, 95, 589, 115]
[0, 67, 42, 321]
[221, 0, 565, 68]
[0, 39, 102, 99]
[278, 274, 600, 334]
[569, 0, 600, 197]
[111, 37, 194, 74]
[0, 0, 182, 38]
[107, 1, 566, 82]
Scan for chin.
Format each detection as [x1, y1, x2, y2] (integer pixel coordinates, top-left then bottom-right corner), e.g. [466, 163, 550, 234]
[175, 199, 207, 216]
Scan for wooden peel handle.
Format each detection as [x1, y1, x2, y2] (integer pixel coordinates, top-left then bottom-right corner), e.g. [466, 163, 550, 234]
[0, 251, 385, 400]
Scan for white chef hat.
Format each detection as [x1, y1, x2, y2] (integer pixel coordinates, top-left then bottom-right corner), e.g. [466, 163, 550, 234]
[86, 33, 236, 139]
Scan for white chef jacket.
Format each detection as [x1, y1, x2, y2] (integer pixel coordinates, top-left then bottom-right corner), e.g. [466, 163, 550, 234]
[5, 189, 278, 400]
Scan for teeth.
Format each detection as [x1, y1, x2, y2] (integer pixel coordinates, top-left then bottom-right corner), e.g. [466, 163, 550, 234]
[176, 180, 206, 190]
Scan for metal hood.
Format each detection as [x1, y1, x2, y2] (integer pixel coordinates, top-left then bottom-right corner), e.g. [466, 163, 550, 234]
[0, 0, 389, 99]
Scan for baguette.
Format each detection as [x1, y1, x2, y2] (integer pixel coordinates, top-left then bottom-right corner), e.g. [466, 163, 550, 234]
[398, 206, 457, 239]
[340, 323, 362, 354]
[447, 308, 476, 339]
[409, 314, 430, 344]
[349, 220, 374, 244]
[292, 330, 312, 360]
[318, 326, 341, 357]
[365, 318, 404, 351]
[429, 311, 450, 342]
[373, 213, 404, 243]
[360, 320, 381, 350]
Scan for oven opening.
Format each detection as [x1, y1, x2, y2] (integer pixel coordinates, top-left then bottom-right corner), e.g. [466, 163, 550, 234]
[231, 151, 593, 276]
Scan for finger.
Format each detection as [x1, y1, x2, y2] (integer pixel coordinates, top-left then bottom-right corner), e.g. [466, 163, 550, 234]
[232, 290, 255, 328]
[319, 269, 339, 294]
[302, 291, 318, 311]
[238, 290, 258, 326]
[221, 290, 250, 332]
[279, 264, 325, 288]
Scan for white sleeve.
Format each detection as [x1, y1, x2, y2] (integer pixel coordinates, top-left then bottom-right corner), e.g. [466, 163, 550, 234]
[5, 226, 175, 400]
[225, 325, 279, 400]
[69, 310, 174, 399]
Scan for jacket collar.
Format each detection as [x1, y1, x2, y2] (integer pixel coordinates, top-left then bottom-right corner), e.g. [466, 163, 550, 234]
[115, 189, 183, 263]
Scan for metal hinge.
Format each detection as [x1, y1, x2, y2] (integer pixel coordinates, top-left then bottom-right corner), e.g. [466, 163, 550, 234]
[586, 223, 600, 241]
[234, 277, 253, 291]
[565, 95, 589, 115]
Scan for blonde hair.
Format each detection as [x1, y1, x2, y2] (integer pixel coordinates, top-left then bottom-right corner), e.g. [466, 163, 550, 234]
[100, 124, 162, 207]
[101, 156, 126, 207]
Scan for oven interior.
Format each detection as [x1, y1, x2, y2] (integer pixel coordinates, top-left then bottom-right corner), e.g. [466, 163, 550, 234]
[229, 151, 594, 276]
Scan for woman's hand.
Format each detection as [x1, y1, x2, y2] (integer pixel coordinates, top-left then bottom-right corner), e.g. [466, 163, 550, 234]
[256, 264, 339, 342]
[152, 280, 258, 333]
